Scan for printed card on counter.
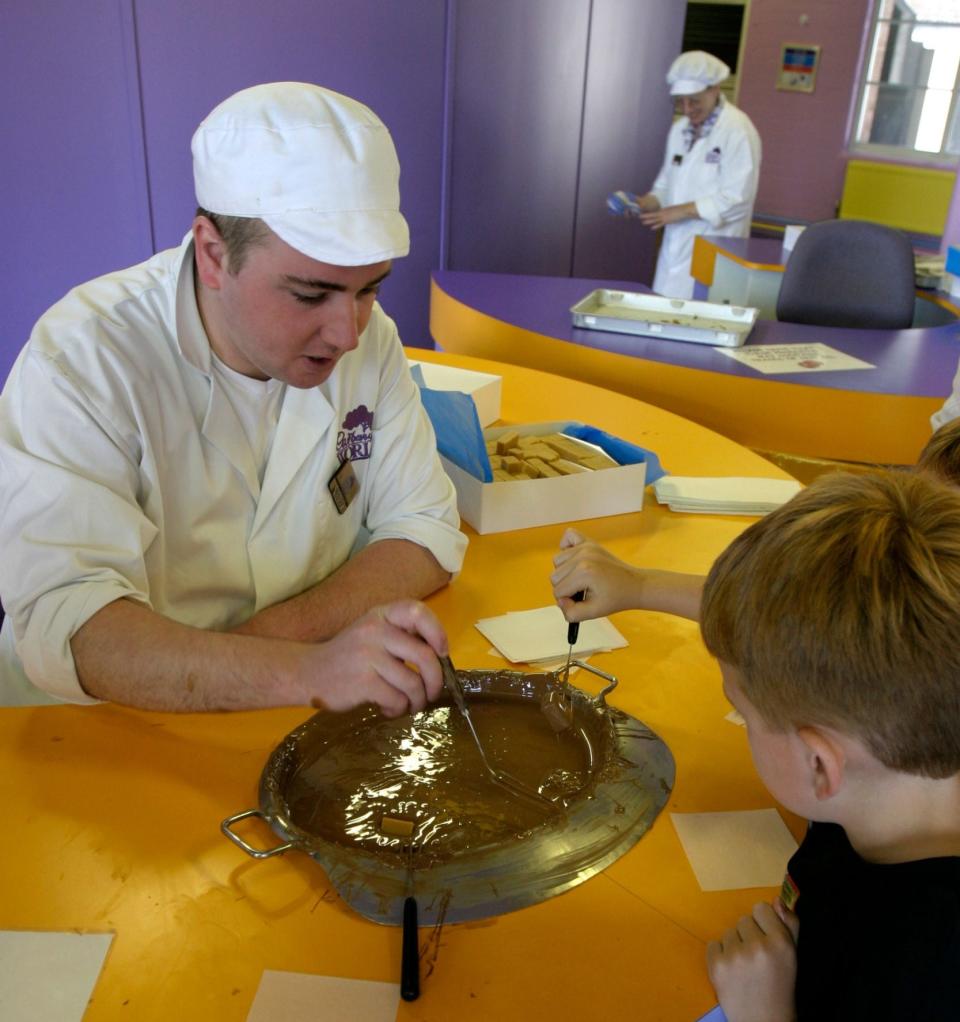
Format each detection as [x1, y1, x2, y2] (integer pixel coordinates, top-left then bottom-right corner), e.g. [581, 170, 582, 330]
[717, 343, 875, 375]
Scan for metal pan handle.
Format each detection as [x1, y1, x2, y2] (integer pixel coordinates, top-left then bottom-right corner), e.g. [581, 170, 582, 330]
[569, 660, 618, 707]
[220, 809, 294, 859]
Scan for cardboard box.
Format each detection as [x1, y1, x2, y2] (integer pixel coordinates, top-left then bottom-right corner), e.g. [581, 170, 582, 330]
[407, 360, 502, 427]
[440, 421, 646, 534]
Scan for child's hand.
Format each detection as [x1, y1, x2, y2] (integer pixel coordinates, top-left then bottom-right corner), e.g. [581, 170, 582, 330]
[551, 528, 644, 620]
[706, 900, 799, 1022]
[551, 528, 705, 622]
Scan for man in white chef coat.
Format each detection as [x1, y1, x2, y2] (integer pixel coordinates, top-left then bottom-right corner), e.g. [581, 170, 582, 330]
[0, 83, 467, 715]
[616, 51, 761, 299]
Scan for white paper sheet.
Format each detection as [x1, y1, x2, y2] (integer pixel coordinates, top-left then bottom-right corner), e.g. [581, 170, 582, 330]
[247, 972, 400, 1022]
[717, 343, 874, 375]
[0, 930, 113, 1022]
[671, 809, 799, 891]
[475, 605, 627, 664]
[485, 646, 586, 674]
[653, 476, 801, 515]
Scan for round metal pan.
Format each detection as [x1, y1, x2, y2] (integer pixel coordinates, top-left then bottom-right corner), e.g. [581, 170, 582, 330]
[222, 663, 675, 925]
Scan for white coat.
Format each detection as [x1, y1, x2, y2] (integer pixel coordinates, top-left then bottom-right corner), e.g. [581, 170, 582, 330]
[0, 237, 467, 705]
[650, 100, 761, 300]
[932, 357, 960, 430]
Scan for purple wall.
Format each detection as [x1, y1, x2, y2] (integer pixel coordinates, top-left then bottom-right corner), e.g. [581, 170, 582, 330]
[2, 0, 152, 373]
[1, 0, 714, 384]
[1, 0, 448, 385]
[737, 0, 872, 222]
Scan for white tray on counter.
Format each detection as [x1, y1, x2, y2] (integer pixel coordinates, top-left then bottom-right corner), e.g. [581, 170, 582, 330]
[570, 289, 758, 348]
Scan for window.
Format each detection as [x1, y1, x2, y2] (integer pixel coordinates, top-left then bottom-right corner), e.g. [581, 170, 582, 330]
[854, 0, 960, 160]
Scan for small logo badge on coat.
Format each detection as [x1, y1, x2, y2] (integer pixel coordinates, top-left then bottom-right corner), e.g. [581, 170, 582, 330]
[337, 405, 374, 462]
[705, 146, 722, 164]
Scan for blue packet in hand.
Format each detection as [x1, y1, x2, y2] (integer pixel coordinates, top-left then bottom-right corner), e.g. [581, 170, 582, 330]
[607, 190, 642, 215]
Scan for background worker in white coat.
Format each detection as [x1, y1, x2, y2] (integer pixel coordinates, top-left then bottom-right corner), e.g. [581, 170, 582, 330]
[0, 82, 466, 715]
[932, 359, 960, 431]
[610, 51, 761, 299]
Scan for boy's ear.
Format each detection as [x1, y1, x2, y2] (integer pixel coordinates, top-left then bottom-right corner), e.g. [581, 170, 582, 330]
[797, 725, 846, 801]
[192, 215, 228, 290]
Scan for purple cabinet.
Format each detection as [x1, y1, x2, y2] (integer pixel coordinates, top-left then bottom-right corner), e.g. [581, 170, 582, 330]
[573, 0, 684, 283]
[445, 0, 684, 284]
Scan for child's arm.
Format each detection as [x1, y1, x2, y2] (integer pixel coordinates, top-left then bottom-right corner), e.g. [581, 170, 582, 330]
[551, 528, 704, 622]
[706, 900, 799, 1022]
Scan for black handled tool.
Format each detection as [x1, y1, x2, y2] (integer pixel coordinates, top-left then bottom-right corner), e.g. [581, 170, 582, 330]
[383, 817, 420, 1002]
[562, 590, 586, 684]
[401, 890, 419, 1001]
[542, 591, 587, 733]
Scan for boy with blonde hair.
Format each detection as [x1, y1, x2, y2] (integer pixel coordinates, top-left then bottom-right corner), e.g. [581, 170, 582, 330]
[915, 415, 960, 486]
[553, 469, 960, 1018]
[699, 469, 960, 1019]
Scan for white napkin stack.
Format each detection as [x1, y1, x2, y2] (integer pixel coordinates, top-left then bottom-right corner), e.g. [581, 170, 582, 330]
[654, 476, 801, 515]
[475, 606, 627, 664]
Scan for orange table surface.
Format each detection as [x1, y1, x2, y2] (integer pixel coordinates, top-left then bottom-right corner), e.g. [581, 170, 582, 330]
[0, 352, 804, 1021]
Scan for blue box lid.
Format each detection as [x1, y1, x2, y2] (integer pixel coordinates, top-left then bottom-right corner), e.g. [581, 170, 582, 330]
[945, 245, 960, 276]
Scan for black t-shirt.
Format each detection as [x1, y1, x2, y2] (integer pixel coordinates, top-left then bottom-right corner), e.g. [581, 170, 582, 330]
[786, 822, 960, 1021]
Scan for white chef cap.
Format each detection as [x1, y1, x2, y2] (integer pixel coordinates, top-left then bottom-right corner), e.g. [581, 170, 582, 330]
[192, 82, 409, 266]
[666, 51, 731, 97]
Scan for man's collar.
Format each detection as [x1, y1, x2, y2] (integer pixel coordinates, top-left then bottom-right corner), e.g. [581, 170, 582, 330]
[174, 233, 215, 375]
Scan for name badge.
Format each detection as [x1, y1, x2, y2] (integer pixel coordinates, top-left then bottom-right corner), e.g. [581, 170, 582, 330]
[328, 459, 359, 514]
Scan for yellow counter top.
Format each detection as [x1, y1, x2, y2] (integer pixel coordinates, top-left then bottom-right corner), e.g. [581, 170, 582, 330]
[0, 353, 803, 1021]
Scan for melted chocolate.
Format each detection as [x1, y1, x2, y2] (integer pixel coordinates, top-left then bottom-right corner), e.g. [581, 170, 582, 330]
[283, 693, 600, 867]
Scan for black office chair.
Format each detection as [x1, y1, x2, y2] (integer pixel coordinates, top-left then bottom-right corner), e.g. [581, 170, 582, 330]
[776, 219, 916, 329]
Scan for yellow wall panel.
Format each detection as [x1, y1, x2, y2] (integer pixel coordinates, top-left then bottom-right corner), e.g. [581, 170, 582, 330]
[839, 159, 955, 236]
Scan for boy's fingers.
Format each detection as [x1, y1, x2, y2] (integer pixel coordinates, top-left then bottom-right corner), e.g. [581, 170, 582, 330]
[559, 527, 586, 550]
[773, 899, 800, 943]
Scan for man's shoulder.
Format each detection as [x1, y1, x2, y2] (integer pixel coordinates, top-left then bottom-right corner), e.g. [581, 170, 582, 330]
[15, 240, 195, 412]
[718, 102, 760, 142]
[665, 117, 687, 143]
[29, 243, 187, 361]
[365, 301, 400, 341]
[349, 301, 403, 372]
